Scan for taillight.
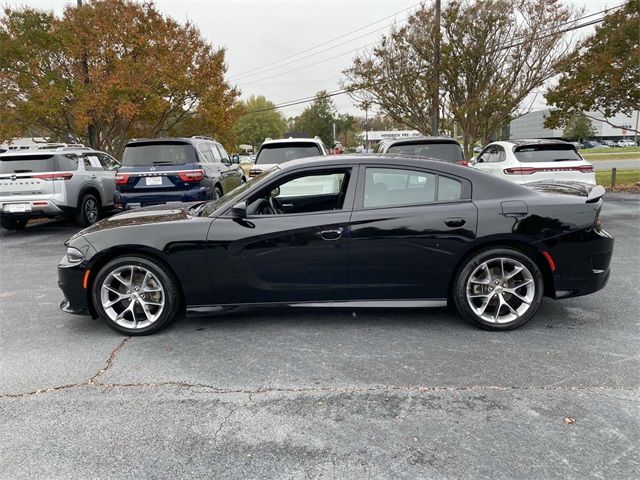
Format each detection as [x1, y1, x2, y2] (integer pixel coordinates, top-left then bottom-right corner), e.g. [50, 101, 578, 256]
[177, 169, 205, 182]
[114, 173, 129, 185]
[456, 160, 469, 166]
[504, 167, 537, 175]
[33, 172, 73, 181]
[504, 166, 594, 175]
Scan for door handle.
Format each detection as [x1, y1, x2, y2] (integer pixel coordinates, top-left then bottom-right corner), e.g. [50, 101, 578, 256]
[444, 217, 466, 228]
[319, 228, 343, 241]
[90, 174, 97, 178]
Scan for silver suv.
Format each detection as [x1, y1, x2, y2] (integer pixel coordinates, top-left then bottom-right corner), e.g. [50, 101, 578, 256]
[0, 148, 120, 230]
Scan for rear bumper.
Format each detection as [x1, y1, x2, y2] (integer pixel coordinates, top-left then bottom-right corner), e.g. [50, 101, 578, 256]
[538, 227, 614, 299]
[0, 197, 65, 219]
[115, 187, 209, 209]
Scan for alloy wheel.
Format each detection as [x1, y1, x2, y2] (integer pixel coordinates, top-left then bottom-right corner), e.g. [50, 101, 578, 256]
[85, 198, 99, 224]
[100, 265, 165, 329]
[466, 257, 535, 324]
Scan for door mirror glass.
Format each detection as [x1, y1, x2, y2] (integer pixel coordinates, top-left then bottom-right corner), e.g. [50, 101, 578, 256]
[231, 201, 247, 218]
[470, 156, 477, 164]
[231, 154, 240, 164]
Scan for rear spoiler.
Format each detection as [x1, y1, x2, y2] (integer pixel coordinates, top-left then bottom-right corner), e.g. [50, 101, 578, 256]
[586, 185, 606, 203]
[525, 181, 606, 203]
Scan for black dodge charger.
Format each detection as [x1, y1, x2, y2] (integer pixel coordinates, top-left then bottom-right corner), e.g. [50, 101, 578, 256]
[58, 156, 613, 335]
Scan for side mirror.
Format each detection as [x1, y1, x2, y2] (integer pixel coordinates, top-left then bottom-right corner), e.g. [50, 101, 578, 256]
[231, 154, 240, 164]
[231, 201, 247, 218]
[470, 156, 477, 164]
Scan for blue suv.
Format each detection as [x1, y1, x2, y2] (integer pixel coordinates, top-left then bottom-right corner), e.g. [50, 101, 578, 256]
[114, 137, 245, 209]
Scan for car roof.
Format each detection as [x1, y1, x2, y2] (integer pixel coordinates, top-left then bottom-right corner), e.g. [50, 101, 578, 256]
[0, 148, 103, 157]
[126, 137, 219, 146]
[277, 154, 460, 173]
[497, 139, 573, 147]
[261, 137, 323, 145]
[379, 136, 460, 147]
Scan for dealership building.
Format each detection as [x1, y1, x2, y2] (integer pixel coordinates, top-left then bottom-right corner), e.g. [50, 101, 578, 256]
[509, 109, 640, 141]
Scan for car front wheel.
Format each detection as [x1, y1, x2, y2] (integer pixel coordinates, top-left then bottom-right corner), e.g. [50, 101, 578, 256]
[92, 255, 180, 335]
[453, 248, 544, 330]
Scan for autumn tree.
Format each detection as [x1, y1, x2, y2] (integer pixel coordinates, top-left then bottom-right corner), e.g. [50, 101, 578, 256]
[0, 0, 240, 156]
[292, 91, 346, 146]
[232, 96, 287, 150]
[343, 0, 581, 159]
[562, 112, 597, 142]
[545, 1, 640, 134]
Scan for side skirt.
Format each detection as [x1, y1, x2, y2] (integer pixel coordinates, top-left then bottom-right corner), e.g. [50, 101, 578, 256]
[186, 299, 448, 316]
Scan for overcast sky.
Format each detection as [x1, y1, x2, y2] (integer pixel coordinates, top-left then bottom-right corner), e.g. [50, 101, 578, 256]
[5, 0, 614, 119]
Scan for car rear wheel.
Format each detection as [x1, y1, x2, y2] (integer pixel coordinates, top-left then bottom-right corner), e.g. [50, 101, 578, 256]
[76, 193, 100, 227]
[1, 218, 28, 231]
[92, 255, 180, 335]
[453, 248, 543, 330]
[213, 186, 223, 200]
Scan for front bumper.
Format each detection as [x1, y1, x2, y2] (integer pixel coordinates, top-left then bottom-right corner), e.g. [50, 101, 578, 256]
[58, 261, 89, 315]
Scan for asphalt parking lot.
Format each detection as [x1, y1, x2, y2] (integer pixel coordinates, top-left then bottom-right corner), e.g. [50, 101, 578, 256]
[1, 194, 638, 479]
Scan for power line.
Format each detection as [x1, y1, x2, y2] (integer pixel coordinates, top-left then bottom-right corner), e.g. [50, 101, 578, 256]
[227, 1, 422, 81]
[229, 15, 410, 83]
[242, 5, 623, 116]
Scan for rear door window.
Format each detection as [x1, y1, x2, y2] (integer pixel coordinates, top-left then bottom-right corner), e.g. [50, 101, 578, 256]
[83, 154, 104, 171]
[122, 141, 197, 166]
[364, 168, 436, 208]
[514, 144, 583, 162]
[0, 155, 56, 174]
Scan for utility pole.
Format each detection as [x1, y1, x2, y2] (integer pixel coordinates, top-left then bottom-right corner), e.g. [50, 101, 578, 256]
[363, 101, 371, 153]
[431, 0, 441, 136]
[77, 0, 96, 148]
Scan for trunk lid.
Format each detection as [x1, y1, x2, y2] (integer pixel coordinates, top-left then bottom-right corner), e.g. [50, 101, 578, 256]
[0, 154, 68, 198]
[525, 181, 606, 203]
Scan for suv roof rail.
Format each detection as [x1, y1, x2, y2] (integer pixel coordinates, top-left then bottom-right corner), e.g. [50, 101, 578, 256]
[191, 135, 215, 141]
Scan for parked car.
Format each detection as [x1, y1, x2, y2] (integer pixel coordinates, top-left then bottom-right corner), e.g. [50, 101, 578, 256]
[58, 155, 612, 335]
[375, 136, 467, 165]
[232, 154, 254, 177]
[0, 148, 119, 230]
[114, 136, 244, 210]
[470, 140, 595, 185]
[602, 140, 617, 147]
[250, 137, 328, 177]
[618, 139, 636, 147]
[473, 145, 483, 154]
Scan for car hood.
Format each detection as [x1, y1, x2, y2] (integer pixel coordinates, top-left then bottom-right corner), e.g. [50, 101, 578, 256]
[78, 202, 200, 236]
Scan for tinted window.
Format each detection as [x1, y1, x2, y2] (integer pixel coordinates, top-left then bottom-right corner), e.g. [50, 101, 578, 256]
[364, 168, 436, 208]
[122, 142, 197, 166]
[98, 153, 119, 170]
[386, 142, 464, 161]
[514, 144, 582, 162]
[197, 142, 215, 163]
[438, 176, 462, 201]
[255, 142, 321, 165]
[0, 155, 56, 174]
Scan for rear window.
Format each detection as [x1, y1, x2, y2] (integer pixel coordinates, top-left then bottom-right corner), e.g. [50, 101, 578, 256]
[386, 142, 464, 161]
[122, 141, 197, 166]
[514, 144, 582, 162]
[255, 142, 321, 165]
[0, 154, 56, 174]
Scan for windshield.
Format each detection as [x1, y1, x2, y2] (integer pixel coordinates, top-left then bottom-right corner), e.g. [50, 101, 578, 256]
[122, 141, 197, 166]
[255, 142, 321, 165]
[386, 142, 464, 161]
[201, 167, 279, 217]
[0, 154, 56, 174]
[514, 145, 583, 162]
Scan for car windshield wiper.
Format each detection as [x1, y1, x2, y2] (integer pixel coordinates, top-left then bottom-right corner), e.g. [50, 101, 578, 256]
[151, 161, 175, 166]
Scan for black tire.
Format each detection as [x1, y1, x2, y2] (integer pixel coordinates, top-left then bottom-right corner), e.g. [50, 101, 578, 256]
[1, 218, 28, 231]
[452, 248, 544, 331]
[92, 255, 181, 335]
[213, 186, 223, 200]
[76, 193, 101, 227]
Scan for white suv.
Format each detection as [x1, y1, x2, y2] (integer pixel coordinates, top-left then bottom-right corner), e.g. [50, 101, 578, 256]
[618, 139, 636, 147]
[0, 148, 120, 230]
[470, 140, 595, 185]
[250, 137, 328, 177]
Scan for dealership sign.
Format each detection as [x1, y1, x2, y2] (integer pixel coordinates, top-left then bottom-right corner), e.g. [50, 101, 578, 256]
[357, 130, 422, 141]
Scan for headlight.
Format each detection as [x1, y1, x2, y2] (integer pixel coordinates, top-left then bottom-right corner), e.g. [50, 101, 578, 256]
[66, 246, 85, 264]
